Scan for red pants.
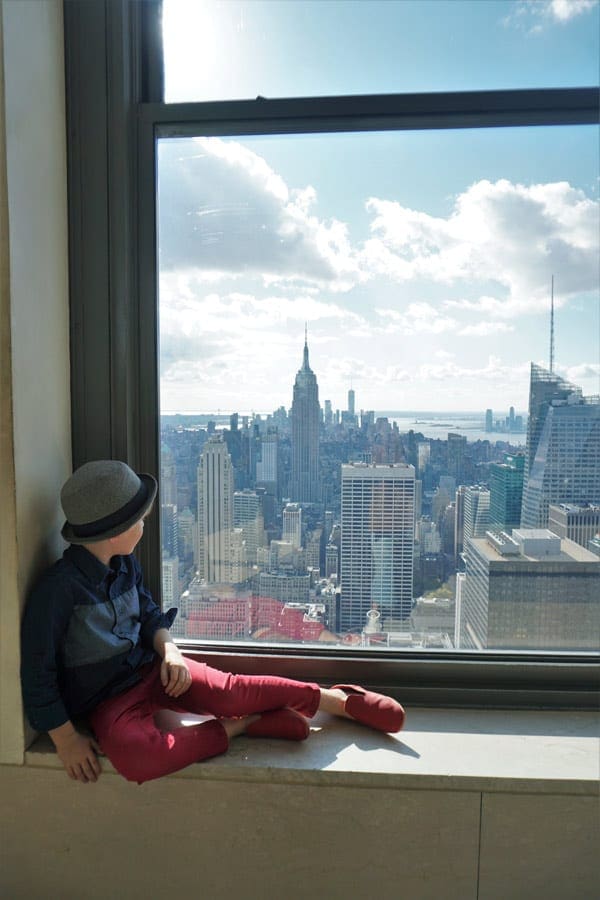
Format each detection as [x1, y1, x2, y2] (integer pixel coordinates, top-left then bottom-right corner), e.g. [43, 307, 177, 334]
[89, 657, 320, 784]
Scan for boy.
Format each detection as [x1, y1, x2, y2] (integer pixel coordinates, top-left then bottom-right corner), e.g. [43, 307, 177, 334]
[21, 460, 405, 784]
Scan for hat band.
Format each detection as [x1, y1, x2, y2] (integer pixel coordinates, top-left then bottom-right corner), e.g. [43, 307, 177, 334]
[70, 482, 149, 539]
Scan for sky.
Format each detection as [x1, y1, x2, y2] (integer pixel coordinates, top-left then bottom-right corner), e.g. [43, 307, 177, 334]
[158, 0, 599, 415]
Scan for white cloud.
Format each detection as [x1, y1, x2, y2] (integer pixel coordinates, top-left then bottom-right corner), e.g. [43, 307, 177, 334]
[376, 302, 458, 335]
[444, 295, 512, 317]
[543, 0, 597, 21]
[459, 321, 515, 336]
[504, 0, 598, 31]
[322, 356, 411, 389]
[158, 138, 597, 323]
[562, 362, 600, 383]
[504, 0, 598, 29]
[158, 137, 359, 289]
[364, 179, 598, 317]
[416, 356, 530, 384]
[314, 354, 537, 412]
[159, 277, 366, 384]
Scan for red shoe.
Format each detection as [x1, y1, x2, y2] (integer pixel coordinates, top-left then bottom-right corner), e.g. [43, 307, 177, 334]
[246, 708, 310, 741]
[331, 684, 405, 733]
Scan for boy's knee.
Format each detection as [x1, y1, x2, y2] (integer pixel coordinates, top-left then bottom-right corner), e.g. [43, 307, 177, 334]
[112, 754, 162, 784]
[102, 732, 163, 783]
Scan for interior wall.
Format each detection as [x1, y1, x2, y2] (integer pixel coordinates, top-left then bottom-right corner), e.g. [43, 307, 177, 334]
[2, 765, 597, 900]
[0, 0, 71, 763]
[2, 767, 481, 900]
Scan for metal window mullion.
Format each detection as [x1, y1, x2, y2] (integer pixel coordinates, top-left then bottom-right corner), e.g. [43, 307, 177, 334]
[141, 86, 599, 139]
[136, 112, 161, 596]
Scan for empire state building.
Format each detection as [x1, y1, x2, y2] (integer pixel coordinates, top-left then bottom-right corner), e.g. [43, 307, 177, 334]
[290, 332, 321, 503]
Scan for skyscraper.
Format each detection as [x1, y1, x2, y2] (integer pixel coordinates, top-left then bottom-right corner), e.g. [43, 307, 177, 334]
[233, 489, 264, 564]
[340, 463, 415, 631]
[160, 443, 177, 505]
[282, 502, 302, 549]
[255, 572, 310, 605]
[325, 543, 339, 578]
[161, 502, 178, 559]
[290, 332, 321, 503]
[348, 388, 355, 416]
[447, 432, 467, 480]
[161, 557, 179, 610]
[417, 441, 430, 476]
[454, 484, 467, 561]
[457, 530, 599, 650]
[256, 430, 278, 497]
[521, 364, 600, 528]
[463, 485, 490, 541]
[489, 453, 525, 532]
[177, 506, 196, 570]
[548, 503, 600, 549]
[197, 435, 234, 584]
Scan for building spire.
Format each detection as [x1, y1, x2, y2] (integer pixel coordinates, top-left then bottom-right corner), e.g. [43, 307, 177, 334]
[303, 322, 309, 369]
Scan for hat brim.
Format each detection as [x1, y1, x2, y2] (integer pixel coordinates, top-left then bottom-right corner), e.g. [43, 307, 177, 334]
[61, 473, 158, 545]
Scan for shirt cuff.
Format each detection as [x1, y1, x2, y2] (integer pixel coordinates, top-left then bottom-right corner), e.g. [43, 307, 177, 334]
[141, 607, 179, 648]
[26, 698, 70, 733]
[164, 607, 178, 629]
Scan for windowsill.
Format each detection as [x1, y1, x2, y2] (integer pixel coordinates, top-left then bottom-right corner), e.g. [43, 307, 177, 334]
[24, 707, 599, 795]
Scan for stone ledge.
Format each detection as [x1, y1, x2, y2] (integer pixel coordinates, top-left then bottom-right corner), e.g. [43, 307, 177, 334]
[24, 706, 599, 796]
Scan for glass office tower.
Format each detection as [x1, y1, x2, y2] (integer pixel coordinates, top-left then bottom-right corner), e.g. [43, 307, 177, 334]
[340, 463, 415, 631]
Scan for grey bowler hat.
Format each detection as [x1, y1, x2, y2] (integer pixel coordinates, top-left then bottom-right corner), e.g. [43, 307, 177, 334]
[60, 460, 158, 544]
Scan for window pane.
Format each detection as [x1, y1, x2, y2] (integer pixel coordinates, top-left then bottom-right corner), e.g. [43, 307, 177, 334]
[157, 124, 600, 652]
[162, 0, 600, 103]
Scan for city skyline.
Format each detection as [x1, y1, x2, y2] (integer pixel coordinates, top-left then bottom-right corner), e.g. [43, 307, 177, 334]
[161, 345, 599, 650]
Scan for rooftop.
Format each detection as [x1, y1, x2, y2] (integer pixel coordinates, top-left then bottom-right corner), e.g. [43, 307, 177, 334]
[471, 534, 599, 565]
[549, 502, 600, 514]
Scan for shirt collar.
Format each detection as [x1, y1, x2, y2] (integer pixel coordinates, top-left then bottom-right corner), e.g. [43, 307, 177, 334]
[65, 545, 128, 586]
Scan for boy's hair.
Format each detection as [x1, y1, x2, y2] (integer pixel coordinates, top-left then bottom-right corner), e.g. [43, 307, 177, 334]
[60, 460, 157, 544]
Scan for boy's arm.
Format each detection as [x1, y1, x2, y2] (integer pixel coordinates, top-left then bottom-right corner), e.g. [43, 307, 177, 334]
[153, 628, 192, 698]
[49, 721, 102, 784]
[21, 579, 72, 732]
[21, 579, 102, 783]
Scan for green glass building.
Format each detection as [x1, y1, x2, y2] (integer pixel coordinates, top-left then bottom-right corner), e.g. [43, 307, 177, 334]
[489, 453, 525, 533]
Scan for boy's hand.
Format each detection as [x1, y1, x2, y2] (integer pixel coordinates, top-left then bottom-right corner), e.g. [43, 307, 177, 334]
[160, 645, 192, 698]
[54, 729, 102, 783]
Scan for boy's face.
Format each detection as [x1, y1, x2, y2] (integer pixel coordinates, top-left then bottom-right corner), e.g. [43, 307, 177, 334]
[109, 512, 148, 556]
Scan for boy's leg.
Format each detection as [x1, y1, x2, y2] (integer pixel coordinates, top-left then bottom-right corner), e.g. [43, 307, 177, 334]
[156, 656, 321, 720]
[89, 667, 230, 784]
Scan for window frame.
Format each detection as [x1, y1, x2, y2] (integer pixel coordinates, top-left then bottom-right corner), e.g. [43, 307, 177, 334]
[64, 0, 600, 709]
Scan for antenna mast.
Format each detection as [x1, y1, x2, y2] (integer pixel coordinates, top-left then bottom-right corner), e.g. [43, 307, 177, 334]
[549, 275, 555, 373]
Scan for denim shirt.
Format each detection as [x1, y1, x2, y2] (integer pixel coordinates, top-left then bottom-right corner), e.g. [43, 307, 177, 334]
[21, 545, 177, 732]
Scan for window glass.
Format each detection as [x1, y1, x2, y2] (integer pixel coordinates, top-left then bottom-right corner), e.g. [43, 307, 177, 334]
[162, 0, 600, 103]
[157, 123, 599, 652]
